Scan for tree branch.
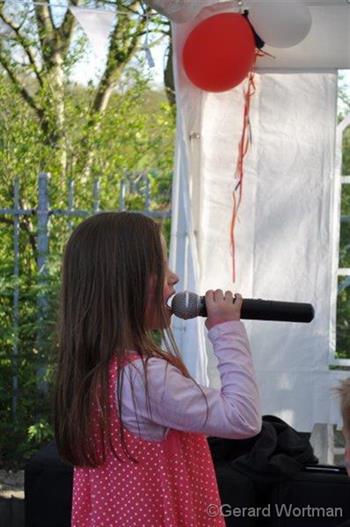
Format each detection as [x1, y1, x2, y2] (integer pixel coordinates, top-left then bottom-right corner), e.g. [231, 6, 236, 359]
[57, 0, 84, 59]
[92, 12, 131, 114]
[34, 3, 55, 64]
[34, 4, 54, 37]
[0, 216, 37, 257]
[0, 216, 12, 226]
[0, 10, 43, 87]
[164, 36, 175, 109]
[48, 2, 56, 28]
[75, 2, 150, 179]
[0, 47, 44, 121]
[19, 199, 37, 257]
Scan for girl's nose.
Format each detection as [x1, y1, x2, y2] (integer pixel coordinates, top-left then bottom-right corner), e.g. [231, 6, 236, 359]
[171, 272, 180, 285]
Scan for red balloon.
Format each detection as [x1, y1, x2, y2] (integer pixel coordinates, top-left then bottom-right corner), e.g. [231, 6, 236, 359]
[183, 13, 256, 92]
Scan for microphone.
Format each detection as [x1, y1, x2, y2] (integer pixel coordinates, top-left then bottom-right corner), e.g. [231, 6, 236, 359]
[169, 291, 315, 323]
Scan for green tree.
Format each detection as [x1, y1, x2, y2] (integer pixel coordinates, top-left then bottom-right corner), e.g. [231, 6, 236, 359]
[0, 1, 149, 173]
[336, 74, 350, 360]
[0, 2, 175, 468]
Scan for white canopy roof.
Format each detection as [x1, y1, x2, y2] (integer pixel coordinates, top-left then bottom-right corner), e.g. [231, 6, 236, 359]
[179, 0, 350, 71]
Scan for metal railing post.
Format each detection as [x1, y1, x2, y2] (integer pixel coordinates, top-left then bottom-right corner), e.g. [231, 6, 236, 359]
[93, 177, 100, 213]
[36, 172, 50, 395]
[12, 177, 20, 422]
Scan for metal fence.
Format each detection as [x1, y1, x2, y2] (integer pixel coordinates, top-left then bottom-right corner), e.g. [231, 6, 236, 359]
[0, 171, 171, 420]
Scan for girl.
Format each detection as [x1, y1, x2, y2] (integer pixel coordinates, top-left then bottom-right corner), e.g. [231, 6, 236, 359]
[53, 211, 261, 527]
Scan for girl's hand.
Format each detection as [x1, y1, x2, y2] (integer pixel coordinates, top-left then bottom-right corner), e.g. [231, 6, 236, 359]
[205, 290, 243, 330]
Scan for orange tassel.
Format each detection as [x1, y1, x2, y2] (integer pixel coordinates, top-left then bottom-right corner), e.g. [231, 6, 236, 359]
[230, 54, 258, 283]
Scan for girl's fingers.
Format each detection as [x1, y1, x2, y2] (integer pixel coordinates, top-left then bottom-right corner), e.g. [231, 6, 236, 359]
[214, 289, 224, 301]
[234, 293, 243, 304]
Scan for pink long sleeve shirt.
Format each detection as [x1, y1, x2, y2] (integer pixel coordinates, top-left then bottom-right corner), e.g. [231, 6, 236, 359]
[118, 320, 262, 441]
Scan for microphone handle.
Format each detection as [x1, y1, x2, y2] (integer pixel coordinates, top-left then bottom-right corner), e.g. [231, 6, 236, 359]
[198, 297, 315, 323]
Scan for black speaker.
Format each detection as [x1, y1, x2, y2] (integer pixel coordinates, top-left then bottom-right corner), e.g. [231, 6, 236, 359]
[268, 464, 350, 527]
[24, 441, 73, 527]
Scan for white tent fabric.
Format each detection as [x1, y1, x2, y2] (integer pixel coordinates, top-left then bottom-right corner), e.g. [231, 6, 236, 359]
[170, 9, 344, 431]
[169, 109, 209, 385]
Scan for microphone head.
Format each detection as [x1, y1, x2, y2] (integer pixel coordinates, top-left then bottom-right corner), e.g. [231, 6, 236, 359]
[170, 291, 201, 320]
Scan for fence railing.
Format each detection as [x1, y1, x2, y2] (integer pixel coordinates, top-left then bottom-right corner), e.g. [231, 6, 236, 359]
[0, 171, 171, 421]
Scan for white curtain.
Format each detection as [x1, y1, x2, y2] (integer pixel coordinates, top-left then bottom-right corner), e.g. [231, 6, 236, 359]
[169, 96, 209, 386]
[170, 11, 343, 431]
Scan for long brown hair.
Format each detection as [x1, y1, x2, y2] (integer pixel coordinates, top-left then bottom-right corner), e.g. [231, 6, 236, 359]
[53, 212, 209, 467]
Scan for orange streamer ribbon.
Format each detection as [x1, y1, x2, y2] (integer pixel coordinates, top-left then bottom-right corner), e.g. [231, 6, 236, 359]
[229, 49, 272, 283]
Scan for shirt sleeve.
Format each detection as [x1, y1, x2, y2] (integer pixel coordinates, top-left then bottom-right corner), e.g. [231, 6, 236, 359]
[118, 320, 262, 440]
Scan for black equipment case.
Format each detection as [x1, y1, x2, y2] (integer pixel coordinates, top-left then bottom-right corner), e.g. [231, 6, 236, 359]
[268, 464, 350, 527]
[213, 462, 350, 527]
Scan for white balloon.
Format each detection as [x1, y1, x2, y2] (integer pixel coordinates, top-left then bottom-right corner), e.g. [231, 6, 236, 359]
[248, 3, 312, 48]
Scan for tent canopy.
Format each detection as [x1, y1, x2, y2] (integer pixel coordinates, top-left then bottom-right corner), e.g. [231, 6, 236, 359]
[170, 1, 350, 431]
[176, 0, 350, 70]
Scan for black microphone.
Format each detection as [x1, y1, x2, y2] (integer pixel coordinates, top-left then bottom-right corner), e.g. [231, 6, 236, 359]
[169, 291, 315, 323]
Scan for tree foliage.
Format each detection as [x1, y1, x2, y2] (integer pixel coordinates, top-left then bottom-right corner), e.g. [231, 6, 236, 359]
[0, 0, 172, 174]
[337, 74, 350, 359]
[0, 1, 174, 468]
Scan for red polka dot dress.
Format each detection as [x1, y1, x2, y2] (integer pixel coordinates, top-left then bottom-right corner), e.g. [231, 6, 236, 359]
[71, 354, 226, 527]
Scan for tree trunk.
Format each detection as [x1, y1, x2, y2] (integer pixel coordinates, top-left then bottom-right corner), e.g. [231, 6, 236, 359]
[42, 51, 67, 177]
[164, 35, 176, 110]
